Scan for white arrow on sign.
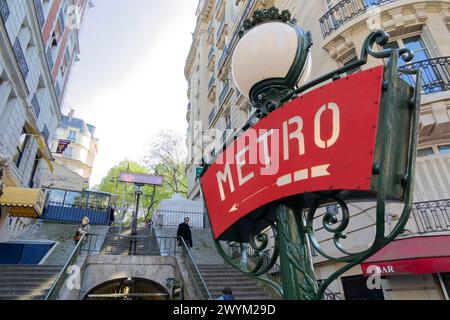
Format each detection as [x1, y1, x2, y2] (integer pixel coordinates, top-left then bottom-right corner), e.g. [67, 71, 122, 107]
[311, 164, 331, 178]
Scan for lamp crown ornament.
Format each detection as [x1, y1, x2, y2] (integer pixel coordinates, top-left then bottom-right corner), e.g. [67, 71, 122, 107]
[239, 7, 296, 37]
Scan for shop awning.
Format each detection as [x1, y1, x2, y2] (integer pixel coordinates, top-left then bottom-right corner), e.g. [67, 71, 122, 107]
[0, 187, 45, 218]
[361, 236, 450, 276]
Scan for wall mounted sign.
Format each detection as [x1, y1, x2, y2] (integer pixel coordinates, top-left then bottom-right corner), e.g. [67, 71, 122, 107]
[119, 173, 164, 186]
[42, 163, 84, 192]
[202, 66, 388, 240]
[56, 140, 71, 154]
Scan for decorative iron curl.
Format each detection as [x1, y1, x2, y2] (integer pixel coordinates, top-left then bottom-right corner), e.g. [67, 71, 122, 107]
[213, 223, 283, 296]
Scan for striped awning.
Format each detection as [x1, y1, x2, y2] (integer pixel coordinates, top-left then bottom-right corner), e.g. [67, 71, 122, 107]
[0, 187, 45, 218]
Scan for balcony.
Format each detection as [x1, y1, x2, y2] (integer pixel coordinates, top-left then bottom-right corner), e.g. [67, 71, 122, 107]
[33, 0, 45, 29]
[207, 47, 215, 72]
[216, 20, 228, 50]
[207, 20, 215, 44]
[219, 82, 231, 107]
[411, 199, 450, 234]
[400, 57, 450, 95]
[0, 0, 10, 23]
[186, 103, 191, 121]
[208, 108, 216, 126]
[215, 0, 225, 21]
[31, 94, 41, 119]
[208, 76, 216, 102]
[217, 46, 229, 79]
[319, 0, 398, 38]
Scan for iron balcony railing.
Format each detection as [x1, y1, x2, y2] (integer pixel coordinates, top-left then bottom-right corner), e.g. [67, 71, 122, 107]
[219, 82, 230, 106]
[400, 57, 450, 94]
[217, 46, 228, 73]
[13, 38, 29, 80]
[208, 75, 215, 92]
[33, 0, 45, 29]
[319, 0, 398, 38]
[216, 19, 226, 40]
[208, 108, 216, 125]
[412, 199, 450, 234]
[208, 46, 215, 62]
[0, 0, 10, 23]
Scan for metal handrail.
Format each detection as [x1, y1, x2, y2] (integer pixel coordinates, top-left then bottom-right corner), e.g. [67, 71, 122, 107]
[45, 233, 88, 300]
[179, 237, 212, 300]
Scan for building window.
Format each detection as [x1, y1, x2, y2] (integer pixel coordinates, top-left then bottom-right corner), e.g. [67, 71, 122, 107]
[28, 154, 41, 188]
[418, 147, 434, 158]
[438, 145, 450, 155]
[13, 130, 30, 168]
[67, 130, 77, 142]
[385, 34, 432, 67]
[343, 56, 361, 75]
[65, 147, 73, 157]
[41, 125, 49, 143]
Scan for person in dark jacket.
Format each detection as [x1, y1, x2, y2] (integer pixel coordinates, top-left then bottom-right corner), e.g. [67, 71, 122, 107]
[218, 287, 235, 301]
[177, 217, 193, 248]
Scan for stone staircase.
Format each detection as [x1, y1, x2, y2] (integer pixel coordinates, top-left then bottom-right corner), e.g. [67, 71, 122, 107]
[101, 227, 159, 256]
[197, 264, 273, 300]
[0, 265, 62, 300]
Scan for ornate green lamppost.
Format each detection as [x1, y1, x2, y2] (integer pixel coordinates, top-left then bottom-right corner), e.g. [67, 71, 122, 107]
[199, 7, 422, 300]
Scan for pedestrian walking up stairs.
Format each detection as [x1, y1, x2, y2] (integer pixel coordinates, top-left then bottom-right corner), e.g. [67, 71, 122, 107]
[0, 265, 62, 300]
[197, 264, 273, 300]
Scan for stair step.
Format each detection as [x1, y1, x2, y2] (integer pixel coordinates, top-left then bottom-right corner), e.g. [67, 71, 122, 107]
[0, 278, 56, 285]
[0, 289, 49, 296]
[0, 295, 46, 301]
[0, 270, 59, 275]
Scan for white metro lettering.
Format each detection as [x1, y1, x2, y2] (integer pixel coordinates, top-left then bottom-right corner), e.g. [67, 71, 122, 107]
[216, 102, 341, 202]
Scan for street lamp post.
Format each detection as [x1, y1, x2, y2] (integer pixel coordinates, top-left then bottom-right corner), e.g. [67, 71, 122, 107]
[130, 184, 143, 255]
[199, 7, 422, 300]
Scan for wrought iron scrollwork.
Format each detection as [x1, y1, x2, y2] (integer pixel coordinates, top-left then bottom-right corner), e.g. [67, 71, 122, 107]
[213, 223, 283, 296]
[210, 29, 422, 300]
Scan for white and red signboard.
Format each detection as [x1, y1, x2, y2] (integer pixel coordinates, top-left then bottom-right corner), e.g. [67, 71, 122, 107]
[201, 66, 385, 240]
[119, 173, 164, 186]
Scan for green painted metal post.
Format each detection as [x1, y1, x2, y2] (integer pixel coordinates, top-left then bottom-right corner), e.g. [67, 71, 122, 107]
[276, 205, 318, 300]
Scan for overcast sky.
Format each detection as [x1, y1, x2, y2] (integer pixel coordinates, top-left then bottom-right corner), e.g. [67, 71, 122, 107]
[63, 0, 198, 186]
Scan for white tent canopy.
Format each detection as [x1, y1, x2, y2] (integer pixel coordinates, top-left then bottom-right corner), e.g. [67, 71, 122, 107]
[153, 194, 205, 229]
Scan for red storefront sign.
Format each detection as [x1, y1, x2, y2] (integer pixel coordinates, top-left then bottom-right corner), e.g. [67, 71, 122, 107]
[361, 235, 450, 276]
[201, 66, 384, 240]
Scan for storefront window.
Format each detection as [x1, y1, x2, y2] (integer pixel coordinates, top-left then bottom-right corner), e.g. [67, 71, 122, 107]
[341, 275, 385, 300]
[48, 189, 65, 206]
[64, 191, 82, 208]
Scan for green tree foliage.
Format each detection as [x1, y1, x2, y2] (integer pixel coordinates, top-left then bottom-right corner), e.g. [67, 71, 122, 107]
[143, 130, 188, 196]
[98, 160, 171, 223]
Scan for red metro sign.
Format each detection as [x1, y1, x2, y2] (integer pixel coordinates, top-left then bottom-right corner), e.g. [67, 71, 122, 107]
[201, 66, 385, 240]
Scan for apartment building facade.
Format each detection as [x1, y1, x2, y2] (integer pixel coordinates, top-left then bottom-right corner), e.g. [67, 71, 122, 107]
[52, 109, 98, 185]
[185, 0, 450, 299]
[0, 0, 91, 240]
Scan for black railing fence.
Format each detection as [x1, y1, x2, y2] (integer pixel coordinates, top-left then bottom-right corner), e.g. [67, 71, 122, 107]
[153, 210, 206, 229]
[319, 0, 398, 38]
[400, 57, 450, 94]
[412, 199, 450, 234]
